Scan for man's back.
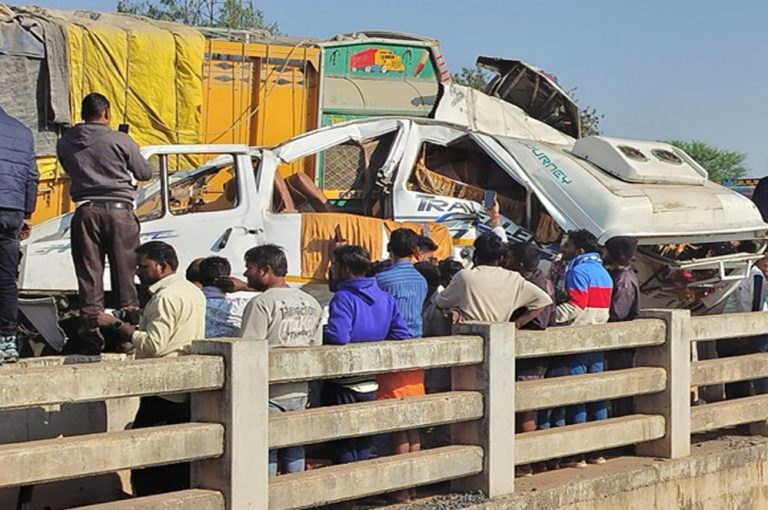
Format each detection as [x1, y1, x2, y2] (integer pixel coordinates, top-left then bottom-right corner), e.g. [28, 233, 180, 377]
[0, 108, 37, 214]
[437, 265, 552, 323]
[201, 286, 251, 338]
[241, 286, 323, 400]
[325, 277, 410, 344]
[375, 261, 427, 337]
[520, 268, 556, 330]
[557, 253, 613, 325]
[57, 123, 153, 202]
[241, 287, 322, 348]
[608, 267, 640, 322]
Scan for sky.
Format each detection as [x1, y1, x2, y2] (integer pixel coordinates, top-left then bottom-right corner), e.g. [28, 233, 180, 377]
[14, 0, 768, 176]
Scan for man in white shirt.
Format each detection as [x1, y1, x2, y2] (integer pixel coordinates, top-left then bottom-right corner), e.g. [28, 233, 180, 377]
[239, 244, 323, 476]
[437, 233, 552, 325]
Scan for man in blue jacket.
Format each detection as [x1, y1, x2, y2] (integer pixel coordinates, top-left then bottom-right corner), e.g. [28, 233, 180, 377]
[0, 107, 39, 363]
[323, 244, 410, 463]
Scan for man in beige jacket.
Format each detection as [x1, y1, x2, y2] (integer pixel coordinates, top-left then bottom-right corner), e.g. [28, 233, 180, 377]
[94, 240, 205, 496]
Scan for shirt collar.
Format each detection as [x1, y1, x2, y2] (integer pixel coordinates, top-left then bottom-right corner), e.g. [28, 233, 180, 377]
[148, 272, 183, 295]
[201, 286, 227, 299]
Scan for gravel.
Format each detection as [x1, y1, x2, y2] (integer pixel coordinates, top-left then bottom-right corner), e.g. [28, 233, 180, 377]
[394, 491, 487, 509]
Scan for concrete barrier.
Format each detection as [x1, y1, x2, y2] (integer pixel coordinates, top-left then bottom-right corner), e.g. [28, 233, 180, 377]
[3, 309, 768, 509]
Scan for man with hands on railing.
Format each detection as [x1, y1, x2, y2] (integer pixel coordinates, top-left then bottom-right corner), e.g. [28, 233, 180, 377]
[238, 244, 323, 477]
[436, 233, 552, 326]
[322, 244, 411, 464]
[553, 229, 613, 467]
[93, 240, 205, 496]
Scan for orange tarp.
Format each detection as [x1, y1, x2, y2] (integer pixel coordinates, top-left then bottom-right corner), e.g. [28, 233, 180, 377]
[301, 213, 453, 280]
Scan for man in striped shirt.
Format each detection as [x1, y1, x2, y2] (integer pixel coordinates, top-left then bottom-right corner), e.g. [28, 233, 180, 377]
[374, 228, 426, 499]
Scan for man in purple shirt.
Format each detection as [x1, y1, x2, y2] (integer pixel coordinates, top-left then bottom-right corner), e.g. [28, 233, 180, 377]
[323, 245, 410, 463]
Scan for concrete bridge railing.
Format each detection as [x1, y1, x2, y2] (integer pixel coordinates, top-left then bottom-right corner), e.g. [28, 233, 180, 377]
[1, 310, 767, 508]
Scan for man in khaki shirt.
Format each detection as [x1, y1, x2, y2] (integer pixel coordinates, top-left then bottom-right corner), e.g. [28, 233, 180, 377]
[437, 233, 552, 325]
[95, 241, 205, 496]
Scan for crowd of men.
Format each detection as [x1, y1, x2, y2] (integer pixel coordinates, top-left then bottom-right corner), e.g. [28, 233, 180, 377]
[3, 93, 768, 499]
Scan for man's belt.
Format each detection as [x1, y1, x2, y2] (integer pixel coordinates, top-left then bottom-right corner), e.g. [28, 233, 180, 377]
[80, 200, 133, 210]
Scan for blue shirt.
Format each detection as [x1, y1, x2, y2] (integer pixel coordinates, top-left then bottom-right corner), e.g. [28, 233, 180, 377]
[201, 286, 252, 338]
[375, 261, 427, 338]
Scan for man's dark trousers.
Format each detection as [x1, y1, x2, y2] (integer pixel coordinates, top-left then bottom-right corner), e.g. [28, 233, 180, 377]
[70, 202, 140, 353]
[0, 208, 23, 336]
[131, 396, 191, 496]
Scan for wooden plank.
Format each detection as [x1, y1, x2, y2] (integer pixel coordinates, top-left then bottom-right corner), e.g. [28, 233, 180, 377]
[691, 312, 768, 342]
[71, 490, 224, 510]
[269, 336, 483, 383]
[268, 445, 483, 510]
[692, 353, 768, 386]
[515, 415, 666, 465]
[269, 391, 483, 449]
[0, 356, 224, 410]
[0, 423, 224, 488]
[516, 367, 667, 411]
[691, 394, 768, 433]
[516, 319, 665, 358]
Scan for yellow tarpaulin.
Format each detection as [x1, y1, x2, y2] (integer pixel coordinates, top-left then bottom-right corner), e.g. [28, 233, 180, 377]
[41, 8, 204, 148]
[301, 213, 453, 280]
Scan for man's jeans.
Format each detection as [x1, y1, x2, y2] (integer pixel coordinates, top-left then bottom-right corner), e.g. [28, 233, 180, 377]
[0, 209, 23, 336]
[541, 353, 608, 428]
[567, 352, 609, 424]
[268, 395, 308, 476]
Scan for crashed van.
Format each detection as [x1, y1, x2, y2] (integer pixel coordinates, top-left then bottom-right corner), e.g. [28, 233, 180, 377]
[20, 117, 768, 322]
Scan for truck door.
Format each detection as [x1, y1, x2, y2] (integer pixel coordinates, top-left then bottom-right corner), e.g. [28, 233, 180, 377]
[137, 145, 262, 275]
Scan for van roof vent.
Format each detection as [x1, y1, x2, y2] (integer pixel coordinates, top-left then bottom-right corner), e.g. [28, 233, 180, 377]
[572, 136, 708, 185]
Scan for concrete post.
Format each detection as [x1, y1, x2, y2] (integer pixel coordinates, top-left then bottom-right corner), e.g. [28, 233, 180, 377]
[190, 338, 268, 510]
[450, 322, 516, 498]
[635, 310, 691, 458]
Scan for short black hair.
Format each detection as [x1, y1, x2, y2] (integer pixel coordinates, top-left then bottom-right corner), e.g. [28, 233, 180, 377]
[81, 93, 110, 122]
[185, 258, 204, 284]
[416, 235, 439, 252]
[368, 259, 392, 277]
[136, 241, 179, 271]
[567, 229, 600, 254]
[507, 242, 541, 272]
[244, 244, 288, 277]
[473, 233, 505, 265]
[333, 245, 371, 276]
[438, 258, 464, 287]
[414, 260, 440, 290]
[388, 228, 419, 258]
[199, 256, 232, 286]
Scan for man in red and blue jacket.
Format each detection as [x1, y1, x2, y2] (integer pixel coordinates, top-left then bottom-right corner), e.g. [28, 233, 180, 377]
[553, 229, 613, 466]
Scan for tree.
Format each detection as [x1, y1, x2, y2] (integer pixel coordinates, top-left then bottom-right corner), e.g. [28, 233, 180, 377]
[665, 140, 747, 181]
[451, 65, 603, 137]
[116, 0, 278, 32]
[451, 65, 493, 91]
[569, 89, 603, 137]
